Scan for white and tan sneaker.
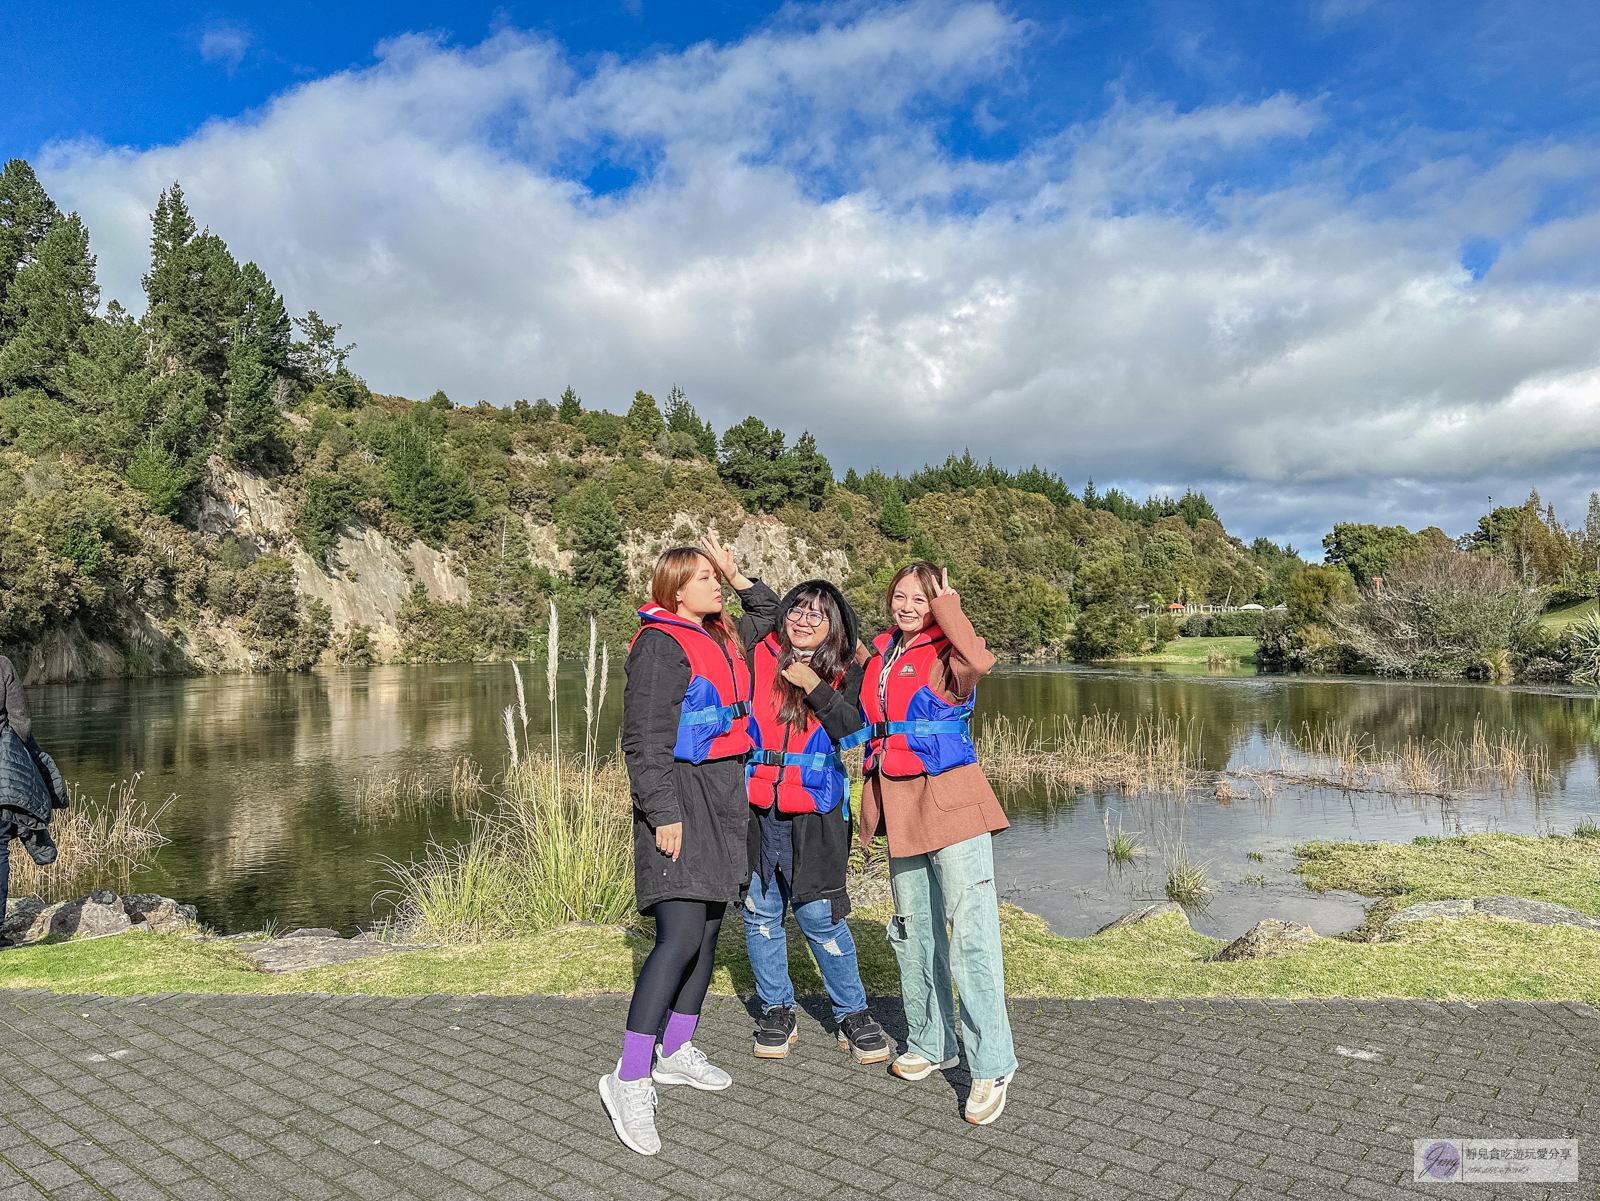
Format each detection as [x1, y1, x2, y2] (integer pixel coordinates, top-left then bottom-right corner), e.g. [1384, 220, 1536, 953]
[964, 1073, 1013, 1125]
[598, 1061, 661, 1155]
[653, 1042, 731, 1091]
[889, 1051, 959, 1081]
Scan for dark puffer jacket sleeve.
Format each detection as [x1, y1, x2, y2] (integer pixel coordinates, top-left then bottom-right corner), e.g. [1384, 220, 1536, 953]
[622, 630, 689, 829]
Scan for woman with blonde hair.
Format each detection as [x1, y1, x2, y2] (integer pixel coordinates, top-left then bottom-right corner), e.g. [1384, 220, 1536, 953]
[599, 531, 778, 1156]
[857, 561, 1017, 1125]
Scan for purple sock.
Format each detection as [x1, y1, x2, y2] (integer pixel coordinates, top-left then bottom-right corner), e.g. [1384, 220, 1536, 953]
[620, 1031, 655, 1081]
[661, 1011, 698, 1058]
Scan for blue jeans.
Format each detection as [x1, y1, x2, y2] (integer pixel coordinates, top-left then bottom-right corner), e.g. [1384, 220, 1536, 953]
[887, 832, 1017, 1080]
[742, 870, 868, 1020]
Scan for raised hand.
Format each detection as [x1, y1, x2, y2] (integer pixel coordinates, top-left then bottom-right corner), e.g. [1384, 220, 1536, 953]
[699, 526, 751, 591]
[932, 567, 958, 601]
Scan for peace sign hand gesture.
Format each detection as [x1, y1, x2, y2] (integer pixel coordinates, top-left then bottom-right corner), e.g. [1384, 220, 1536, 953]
[931, 567, 958, 602]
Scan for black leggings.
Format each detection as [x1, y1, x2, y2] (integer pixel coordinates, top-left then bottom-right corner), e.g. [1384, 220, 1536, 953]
[625, 899, 726, 1036]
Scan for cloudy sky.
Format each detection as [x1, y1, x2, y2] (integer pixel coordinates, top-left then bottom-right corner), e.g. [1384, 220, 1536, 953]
[6, 0, 1600, 551]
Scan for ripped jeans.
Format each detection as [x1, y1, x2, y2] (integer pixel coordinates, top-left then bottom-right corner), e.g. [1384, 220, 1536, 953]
[743, 870, 868, 1020]
[887, 833, 1017, 1080]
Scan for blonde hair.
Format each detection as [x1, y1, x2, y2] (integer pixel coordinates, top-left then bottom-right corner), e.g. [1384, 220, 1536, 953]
[651, 547, 742, 653]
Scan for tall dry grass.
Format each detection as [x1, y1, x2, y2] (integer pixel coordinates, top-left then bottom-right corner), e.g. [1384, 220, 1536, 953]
[8, 775, 171, 903]
[385, 611, 632, 941]
[1257, 719, 1552, 797]
[977, 712, 1201, 797]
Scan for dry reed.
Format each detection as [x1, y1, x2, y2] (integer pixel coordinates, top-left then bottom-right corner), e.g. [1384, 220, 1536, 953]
[977, 712, 1201, 797]
[7, 775, 171, 903]
[1243, 719, 1553, 798]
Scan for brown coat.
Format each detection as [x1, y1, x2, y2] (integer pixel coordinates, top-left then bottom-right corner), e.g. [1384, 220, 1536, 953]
[856, 593, 1009, 858]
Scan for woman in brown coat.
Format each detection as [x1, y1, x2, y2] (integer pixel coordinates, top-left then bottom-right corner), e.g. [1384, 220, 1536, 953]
[856, 562, 1016, 1125]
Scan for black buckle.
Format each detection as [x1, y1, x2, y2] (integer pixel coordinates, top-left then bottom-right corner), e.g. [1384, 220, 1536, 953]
[751, 749, 782, 766]
[728, 701, 751, 719]
[870, 721, 891, 738]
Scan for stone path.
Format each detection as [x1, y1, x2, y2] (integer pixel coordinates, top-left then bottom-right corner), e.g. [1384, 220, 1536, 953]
[0, 991, 1594, 1200]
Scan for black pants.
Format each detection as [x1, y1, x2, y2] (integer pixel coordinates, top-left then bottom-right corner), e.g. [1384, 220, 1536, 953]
[625, 899, 726, 1036]
[0, 825, 11, 938]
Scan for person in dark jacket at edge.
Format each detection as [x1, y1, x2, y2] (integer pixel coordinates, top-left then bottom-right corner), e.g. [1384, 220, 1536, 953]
[742, 580, 891, 1064]
[0, 655, 68, 948]
[599, 531, 779, 1157]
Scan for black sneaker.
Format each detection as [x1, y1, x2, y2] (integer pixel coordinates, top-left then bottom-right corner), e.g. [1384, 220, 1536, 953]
[753, 1005, 798, 1058]
[836, 1010, 891, 1064]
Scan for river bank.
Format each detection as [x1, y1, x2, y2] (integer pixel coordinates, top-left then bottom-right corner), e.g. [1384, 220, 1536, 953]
[5, 833, 1596, 1002]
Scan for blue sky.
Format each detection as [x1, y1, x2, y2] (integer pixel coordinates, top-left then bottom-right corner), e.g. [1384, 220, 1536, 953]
[7, 1, 1600, 547]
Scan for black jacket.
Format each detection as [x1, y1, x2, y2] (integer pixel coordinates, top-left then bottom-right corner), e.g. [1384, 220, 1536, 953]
[0, 655, 64, 866]
[623, 581, 780, 912]
[745, 580, 865, 923]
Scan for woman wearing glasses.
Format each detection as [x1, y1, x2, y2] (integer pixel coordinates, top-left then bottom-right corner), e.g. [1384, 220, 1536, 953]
[858, 561, 1016, 1125]
[741, 581, 891, 1064]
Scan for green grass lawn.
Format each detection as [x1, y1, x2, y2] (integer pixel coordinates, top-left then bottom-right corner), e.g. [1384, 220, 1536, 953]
[1540, 598, 1596, 629]
[1101, 635, 1257, 665]
[8, 832, 1599, 1003]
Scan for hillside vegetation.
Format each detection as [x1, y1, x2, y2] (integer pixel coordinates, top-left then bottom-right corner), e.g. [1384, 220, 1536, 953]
[0, 160, 1307, 679]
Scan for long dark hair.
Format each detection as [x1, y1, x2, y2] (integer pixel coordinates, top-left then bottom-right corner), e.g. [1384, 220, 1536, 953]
[773, 587, 850, 729]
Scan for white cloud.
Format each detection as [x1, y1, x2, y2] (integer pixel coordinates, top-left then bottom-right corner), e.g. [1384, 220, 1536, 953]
[36, 0, 1600, 543]
[199, 22, 252, 71]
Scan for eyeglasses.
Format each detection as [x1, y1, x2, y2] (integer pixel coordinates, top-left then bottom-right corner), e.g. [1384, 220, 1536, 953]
[786, 609, 829, 628]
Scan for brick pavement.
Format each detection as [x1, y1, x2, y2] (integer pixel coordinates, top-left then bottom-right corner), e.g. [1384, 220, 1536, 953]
[0, 991, 1593, 1200]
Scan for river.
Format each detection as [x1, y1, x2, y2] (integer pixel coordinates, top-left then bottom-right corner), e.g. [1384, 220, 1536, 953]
[26, 661, 1600, 940]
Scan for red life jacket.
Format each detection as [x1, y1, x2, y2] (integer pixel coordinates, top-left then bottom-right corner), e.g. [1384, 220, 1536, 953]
[630, 604, 752, 763]
[744, 634, 848, 815]
[853, 625, 977, 777]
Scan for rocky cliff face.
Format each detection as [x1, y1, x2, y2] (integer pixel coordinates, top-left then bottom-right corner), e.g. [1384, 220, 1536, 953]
[23, 464, 847, 682]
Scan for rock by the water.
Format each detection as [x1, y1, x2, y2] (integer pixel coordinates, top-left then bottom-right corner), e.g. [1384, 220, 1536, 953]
[1096, 902, 1190, 935]
[242, 935, 424, 973]
[1382, 896, 1600, 939]
[3, 891, 197, 944]
[1209, 919, 1318, 962]
[282, 927, 343, 939]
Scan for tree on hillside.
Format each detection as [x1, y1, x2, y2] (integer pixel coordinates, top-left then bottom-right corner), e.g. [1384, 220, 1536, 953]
[385, 417, 476, 542]
[568, 483, 626, 593]
[626, 390, 665, 441]
[0, 213, 99, 395]
[558, 386, 581, 424]
[222, 263, 292, 465]
[1285, 564, 1354, 628]
[664, 385, 717, 458]
[0, 160, 61, 311]
[1322, 523, 1423, 586]
[718, 416, 832, 513]
[877, 488, 915, 540]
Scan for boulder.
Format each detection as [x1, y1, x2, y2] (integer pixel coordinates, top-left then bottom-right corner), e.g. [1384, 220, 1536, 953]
[122, 894, 198, 933]
[1209, 919, 1318, 962]
[281, 927, 342, 939]
[3, 896, 45, 940]
[4, 891, 196, 943]
[36, 894, 133, 940]
[241, 935, 425, 973]
[1381, 896, 1600, 939]
[1095, 902, 1190, 935]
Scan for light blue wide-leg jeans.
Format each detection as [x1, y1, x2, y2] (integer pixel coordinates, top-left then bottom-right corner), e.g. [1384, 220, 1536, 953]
[886, 832, 1017, 1080]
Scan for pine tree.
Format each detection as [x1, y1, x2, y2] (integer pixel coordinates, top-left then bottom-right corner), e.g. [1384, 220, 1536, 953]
[664, 385, 717, 458]
[626, 390, 665, 440]
[385, 417, 476, 542]
[0, 159, 61, 312]
[143, 184, 240, 379]
[785, 431, 833, 511]
[878, 489, 915, 540]
[568, 483, 626, 592]
[0, 212, 99, 395]
[558, 386, 582, 424]
[222, 263, 291, 465]
[719, 416, 789, 512]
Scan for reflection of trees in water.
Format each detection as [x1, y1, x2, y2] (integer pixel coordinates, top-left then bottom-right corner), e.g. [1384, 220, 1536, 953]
[983, 670, 1600, 784]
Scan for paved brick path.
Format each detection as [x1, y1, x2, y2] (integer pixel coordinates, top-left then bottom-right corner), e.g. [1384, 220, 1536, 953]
[0, 991, 1593, 1200]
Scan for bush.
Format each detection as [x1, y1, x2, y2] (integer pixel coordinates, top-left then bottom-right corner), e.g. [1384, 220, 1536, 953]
[1336, 550, 1544, 677]
[1182, 611, 1265, 637]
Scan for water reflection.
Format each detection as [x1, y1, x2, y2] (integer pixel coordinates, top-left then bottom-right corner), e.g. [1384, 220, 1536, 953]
[25, 663, 1600, 940]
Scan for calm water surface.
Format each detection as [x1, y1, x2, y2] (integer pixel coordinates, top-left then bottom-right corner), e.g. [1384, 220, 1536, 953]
[27, 662, 1600, 940]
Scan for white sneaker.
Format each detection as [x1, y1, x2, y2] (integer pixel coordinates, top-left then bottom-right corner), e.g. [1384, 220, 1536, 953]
[598, 1061, 661, 1155]
[965, 1072, 1013, 1125]
[889, 1051, 960, 1081]
[653, 1042, 732, 1091]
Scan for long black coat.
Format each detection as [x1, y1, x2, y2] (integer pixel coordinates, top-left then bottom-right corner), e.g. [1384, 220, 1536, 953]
[623, 582, 779, 912]
[745, 580, 864, 923]
[0, 655, 64, 866]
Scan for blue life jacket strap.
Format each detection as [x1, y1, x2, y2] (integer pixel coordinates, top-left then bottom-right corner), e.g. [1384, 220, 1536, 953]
[842, 716, 972, 747]
[680, 700, 750, 727]
[749, 748, 844, 772]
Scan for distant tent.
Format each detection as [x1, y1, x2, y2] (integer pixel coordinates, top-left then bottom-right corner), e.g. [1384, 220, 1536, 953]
[1167, 603, 1185, 612]
[1239, 603, 1265, 610]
